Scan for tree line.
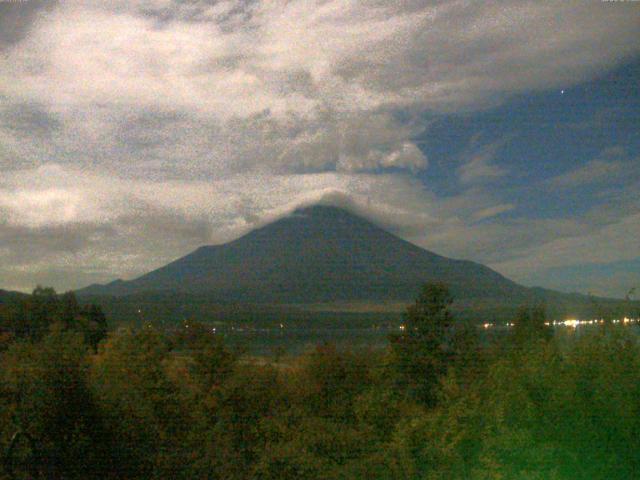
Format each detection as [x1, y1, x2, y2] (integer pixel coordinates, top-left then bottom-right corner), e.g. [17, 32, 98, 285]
[1, 284, 639, 479]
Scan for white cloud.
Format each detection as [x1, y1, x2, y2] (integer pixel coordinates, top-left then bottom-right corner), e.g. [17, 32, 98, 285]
[458, 155, 507, 185]
[519, 266, 640, 299]
[5, 1, 640, 115]
[0, 0, 639, 290]
[546, 158, 630, 189]
[0, 163, 442, 289]
[472, 203, 515, 221]
[457, 138, 508, 185]
[491, 213, 640, 276]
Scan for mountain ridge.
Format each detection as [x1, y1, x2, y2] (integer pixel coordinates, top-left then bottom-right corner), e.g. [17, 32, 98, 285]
[76, 204, 634, 322]
[77, 205, 525, 301]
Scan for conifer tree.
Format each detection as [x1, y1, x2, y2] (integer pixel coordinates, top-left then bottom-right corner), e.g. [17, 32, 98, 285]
[390, 282, 454, 405]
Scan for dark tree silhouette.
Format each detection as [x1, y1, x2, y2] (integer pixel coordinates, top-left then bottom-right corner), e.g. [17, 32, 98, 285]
[390, 282, 454, 405]
[512, 304, 552, 344]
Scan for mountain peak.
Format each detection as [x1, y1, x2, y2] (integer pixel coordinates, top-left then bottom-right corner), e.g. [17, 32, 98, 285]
[263, 204, 380, 231]
[293, 203, 362, 218]
[74, 203, 627, 321]
[77, 203, 523, 305]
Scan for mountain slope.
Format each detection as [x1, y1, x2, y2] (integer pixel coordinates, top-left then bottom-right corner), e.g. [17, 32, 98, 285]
[79, 205, 531, 304]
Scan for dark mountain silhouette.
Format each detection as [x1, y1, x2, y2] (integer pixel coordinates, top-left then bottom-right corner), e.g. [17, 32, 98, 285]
[76, 205, 630, 322]
[78, 205, 528, 302]
[0, 289, 26, 304]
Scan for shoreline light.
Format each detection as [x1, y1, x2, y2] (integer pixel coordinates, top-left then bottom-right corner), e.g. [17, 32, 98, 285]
[474, 317, 639, 330]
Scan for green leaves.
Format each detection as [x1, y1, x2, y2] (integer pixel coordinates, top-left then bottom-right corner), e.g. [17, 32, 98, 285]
[390, 283, 455, 405]
[0, 287, 108, 348]
[1, 285, 640, 479]
[0, 330, 110, 479]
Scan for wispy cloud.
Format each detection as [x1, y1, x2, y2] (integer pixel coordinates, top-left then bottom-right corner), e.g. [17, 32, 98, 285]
[0, 0, 639, 290]
[472, 204, 515, 221]
[456, 136, 510, 185]
[547, 159, 626, 189]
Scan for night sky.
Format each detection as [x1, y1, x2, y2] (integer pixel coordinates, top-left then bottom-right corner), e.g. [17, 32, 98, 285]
[1, 1, 638, 297]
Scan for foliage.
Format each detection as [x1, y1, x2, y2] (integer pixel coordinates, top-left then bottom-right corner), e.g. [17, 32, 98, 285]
[0, 330, 112, 479]
[389, 283, 455, 405]
[511, 303, 553, 345]
[0, 287, 107, 349]
[2, 284, 640, 479]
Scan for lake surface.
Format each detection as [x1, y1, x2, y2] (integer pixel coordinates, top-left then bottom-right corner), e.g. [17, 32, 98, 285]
[219, 318, 640, 356]
[221, 327, 393, 355]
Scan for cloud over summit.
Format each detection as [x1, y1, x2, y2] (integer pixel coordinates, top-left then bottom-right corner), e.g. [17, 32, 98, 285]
[0, 0, 639, 293]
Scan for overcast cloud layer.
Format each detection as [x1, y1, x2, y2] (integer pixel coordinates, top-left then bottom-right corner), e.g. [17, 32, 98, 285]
[1, 0, 639, 296]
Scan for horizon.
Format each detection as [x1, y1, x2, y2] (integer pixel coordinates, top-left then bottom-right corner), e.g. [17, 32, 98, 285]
[1, 1, 639, 297]
[12, 203, 630, 301]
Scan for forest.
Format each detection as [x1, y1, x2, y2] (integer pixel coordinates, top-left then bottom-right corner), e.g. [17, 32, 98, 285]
[1, 284, 640, 479]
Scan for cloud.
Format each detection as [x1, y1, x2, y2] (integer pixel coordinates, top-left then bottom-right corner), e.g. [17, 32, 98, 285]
[515, 259, 640, 298]
[547, 159, 626, 189]
[472, 203, 515, 221]
[0, 0, 639, 290]
[458, 154, 507, 185]
[455, 134, 515, 185]
[0, 1, 58, 50]
[5, 1, 639, 115]
[0, 163, 443, 290]
[1, 160, 637, 293]
[491, 212, 640, 277]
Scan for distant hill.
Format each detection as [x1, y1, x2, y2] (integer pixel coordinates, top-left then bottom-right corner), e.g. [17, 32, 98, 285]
[78, 205, 528, 301]
[77, 205, 634, 323]
[0, 289, 26, 304]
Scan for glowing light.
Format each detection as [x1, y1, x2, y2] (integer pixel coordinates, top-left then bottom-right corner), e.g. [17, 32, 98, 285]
[475, 316, 639, 332]
[399, 325, 406, 331]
